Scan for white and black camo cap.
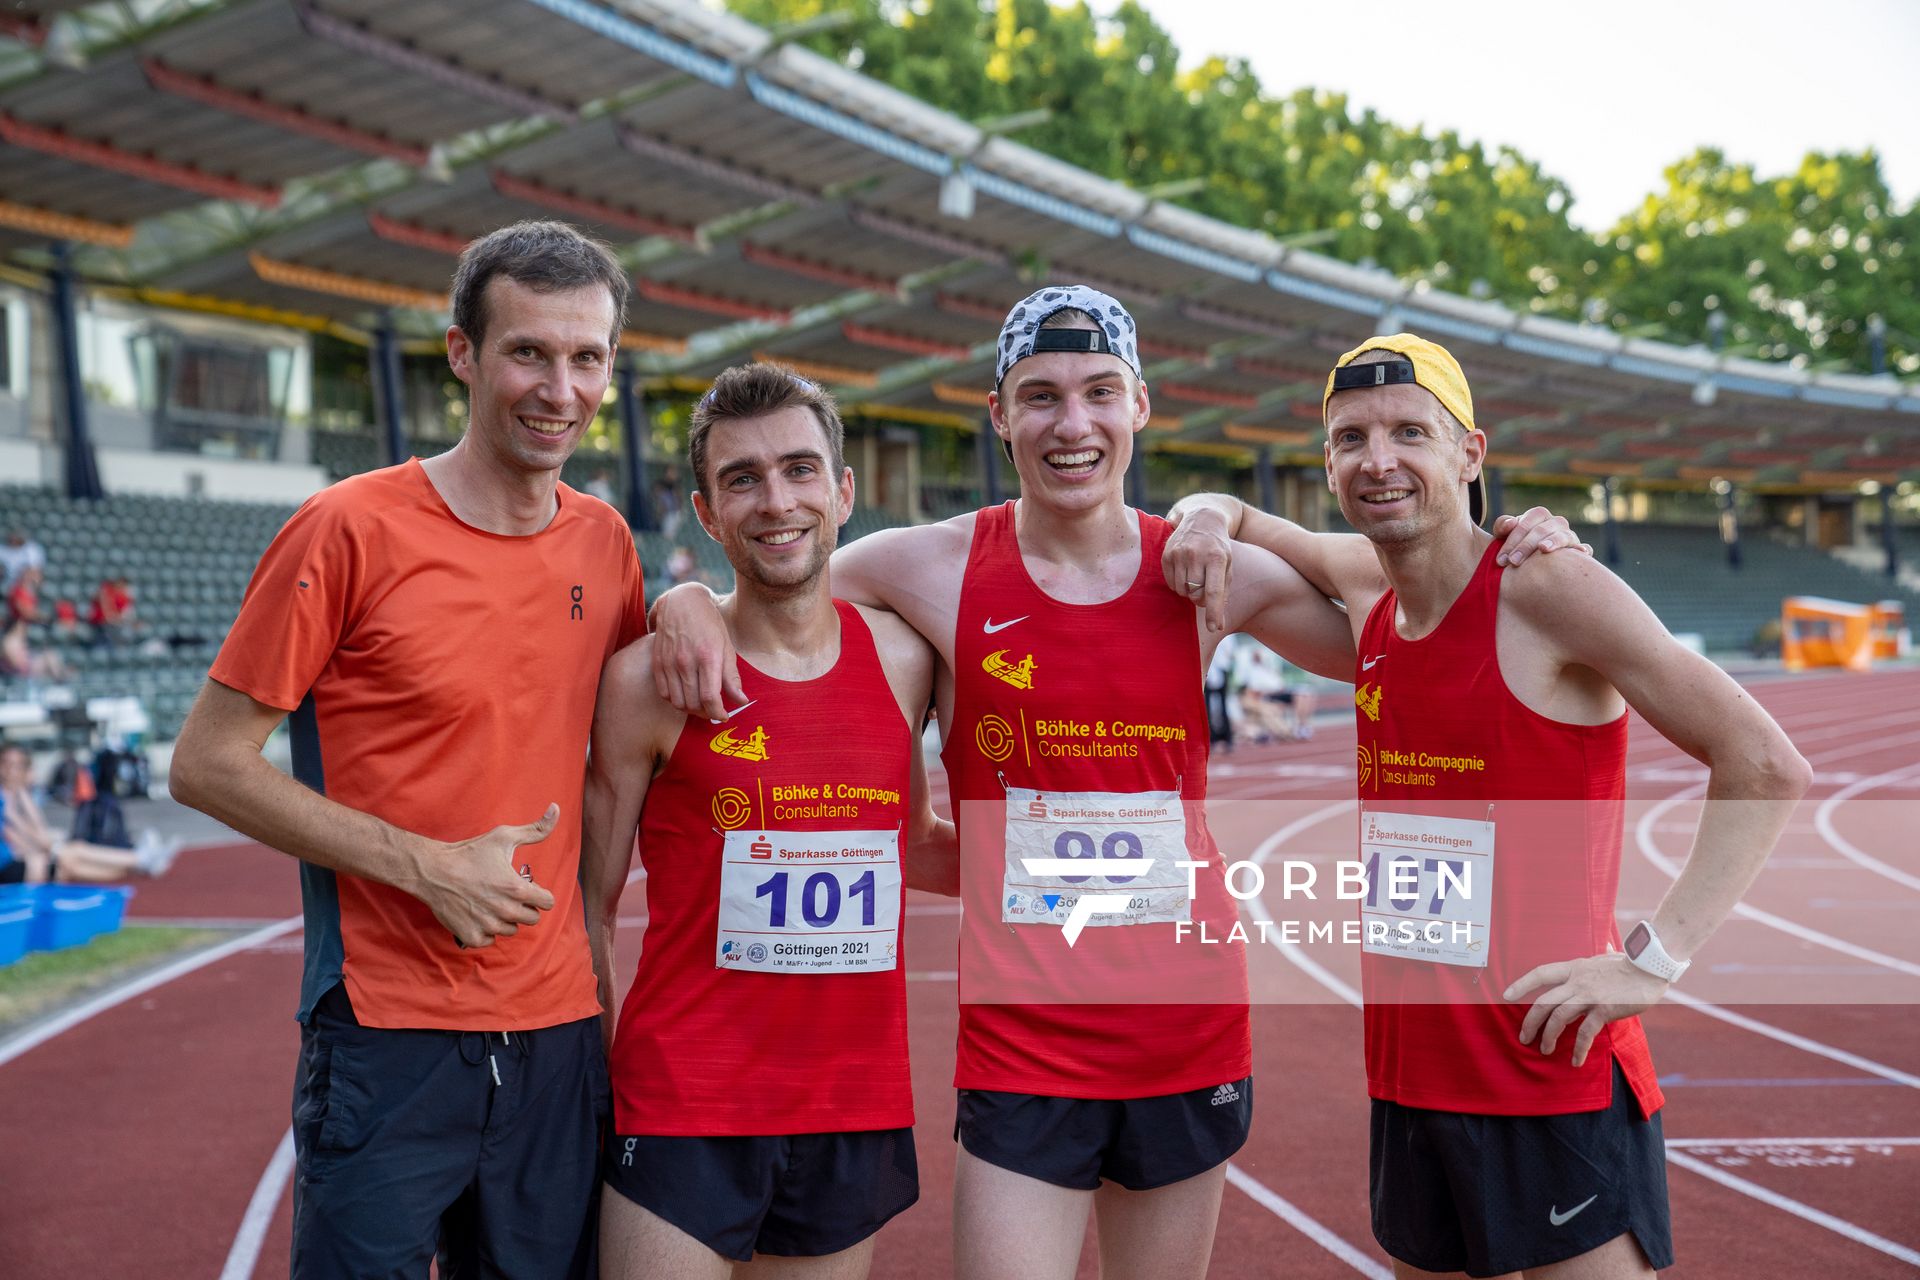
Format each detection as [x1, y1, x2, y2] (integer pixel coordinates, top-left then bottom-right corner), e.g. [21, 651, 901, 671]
[993, 285, 1141, 387]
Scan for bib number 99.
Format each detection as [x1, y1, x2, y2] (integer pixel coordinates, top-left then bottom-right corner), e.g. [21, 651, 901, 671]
[1051, 829, 1146, 885]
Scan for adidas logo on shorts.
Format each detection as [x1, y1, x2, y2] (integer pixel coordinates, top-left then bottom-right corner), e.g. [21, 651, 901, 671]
[1210, 1083, 1241, 1107]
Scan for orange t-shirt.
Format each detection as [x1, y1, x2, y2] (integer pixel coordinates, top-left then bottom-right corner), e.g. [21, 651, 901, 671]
[211, 460, 646, 1030]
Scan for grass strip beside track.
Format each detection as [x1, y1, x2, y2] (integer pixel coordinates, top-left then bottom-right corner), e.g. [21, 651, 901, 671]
[0, 925, 223, 1032]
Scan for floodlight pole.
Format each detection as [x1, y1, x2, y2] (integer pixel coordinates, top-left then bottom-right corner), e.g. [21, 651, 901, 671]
[1882, 487, 1898, 580]
[978, 411, 1002, 506]
[617, 360, 656, 532]
[1717, 479, 1742, 569]
[1255, 446, 1278, 516]
[1602, 476, 1622, 567]
[373, 312, 407, 468]
[47, 240, 103, 500]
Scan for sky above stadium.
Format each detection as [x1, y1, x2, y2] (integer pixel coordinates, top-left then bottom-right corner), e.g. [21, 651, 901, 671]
[1145, 0, 1919, 230]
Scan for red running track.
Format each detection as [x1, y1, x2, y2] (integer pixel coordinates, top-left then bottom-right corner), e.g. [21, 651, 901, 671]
[1, 669, 1916, 1278]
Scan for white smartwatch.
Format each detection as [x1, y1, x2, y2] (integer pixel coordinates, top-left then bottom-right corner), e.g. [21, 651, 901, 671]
[1623, 921, 1689, 983]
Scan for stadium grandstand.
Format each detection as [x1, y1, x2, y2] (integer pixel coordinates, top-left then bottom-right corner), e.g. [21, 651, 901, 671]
[1, 0, 1916, 748]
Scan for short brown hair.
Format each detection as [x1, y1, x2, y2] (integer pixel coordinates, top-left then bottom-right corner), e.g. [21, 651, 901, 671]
[689, 362, 846, 498]
[449, 220, 629, 351]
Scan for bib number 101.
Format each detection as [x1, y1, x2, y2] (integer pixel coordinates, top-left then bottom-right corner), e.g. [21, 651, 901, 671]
[754, 869, 877, 929]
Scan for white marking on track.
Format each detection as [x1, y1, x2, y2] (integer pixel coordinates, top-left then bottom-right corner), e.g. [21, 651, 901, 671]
[1666, 1136, 1920, 1149]
[1224, 1164, 1391, 1279]
[1665, 1150, 1920, 1267]
[1247, 798, 1364, 1008]
[218, 1127, 295, 1280]
[0, 916, 303, 1070]
[1814, 763, 1920, 894]
[1635, 785, 1920, 979]
[1661, 991, 1920, 1090]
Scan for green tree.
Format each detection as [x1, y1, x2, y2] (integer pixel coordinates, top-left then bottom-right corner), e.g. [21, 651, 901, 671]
[1597, 148, 1916, 374]
[725, 0, 1909, 375]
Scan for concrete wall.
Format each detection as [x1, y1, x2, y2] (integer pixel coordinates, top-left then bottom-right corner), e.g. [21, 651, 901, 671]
[96, 448, 327, 503]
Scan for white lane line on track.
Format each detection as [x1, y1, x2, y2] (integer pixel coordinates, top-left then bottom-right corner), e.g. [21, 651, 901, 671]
[1814, 763, 1920, 894]
[1660, 990, 1920, 1090]
[1635, 785, 1920, 980]
[1209, 791, 1389, 1272]
[1665, 1136, 1920, 1148]
[1664, 1150, 1920, 1267]
[1247, 780, 1920, 1261]
[1247, 798, 1364, 1008]
[0, 915, 302, 1070]
[1223, 1164, 1391, 1279]
[219, 1127, 296, 1280]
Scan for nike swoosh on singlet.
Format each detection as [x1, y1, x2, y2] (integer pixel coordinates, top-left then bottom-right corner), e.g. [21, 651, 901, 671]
[1361, 655, 1385, 670]
[983, 616, 1029, 634]
[1548, 1194, 1598, 1227]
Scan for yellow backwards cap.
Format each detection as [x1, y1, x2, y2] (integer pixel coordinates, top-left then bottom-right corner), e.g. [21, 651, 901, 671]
[1322, 332, 1485, 525]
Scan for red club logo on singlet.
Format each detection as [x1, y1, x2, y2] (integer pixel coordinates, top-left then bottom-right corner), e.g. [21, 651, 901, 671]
[1356, 743, 1375, 792]
[983, 649, 1038, 690]
[1355, 683, 1384, 723]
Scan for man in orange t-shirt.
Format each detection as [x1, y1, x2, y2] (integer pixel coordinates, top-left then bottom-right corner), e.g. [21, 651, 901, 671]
[172, 221, 645, 1280]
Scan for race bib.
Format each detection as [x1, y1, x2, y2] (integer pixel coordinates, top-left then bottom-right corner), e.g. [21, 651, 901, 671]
[716, 828, 901, 973]
[1357, 808, 1494, 968]
[1001, 787, 1192, 928]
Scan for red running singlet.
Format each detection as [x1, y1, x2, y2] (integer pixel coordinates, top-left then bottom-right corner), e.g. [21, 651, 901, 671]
[610, 601, 915, 1135]
[1354, 537, 1663, 1117]
[943, 502, 1250, 1098]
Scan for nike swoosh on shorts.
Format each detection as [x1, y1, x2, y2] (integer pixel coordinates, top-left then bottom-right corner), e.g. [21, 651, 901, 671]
[1548, 1194, 1598, 1226]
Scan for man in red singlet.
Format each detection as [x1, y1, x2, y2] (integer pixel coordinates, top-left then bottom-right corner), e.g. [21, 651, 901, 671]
[584, 362, 957, 1278]
[1168, 334, 1812, 1278]
[649, 290, 1578, 1279]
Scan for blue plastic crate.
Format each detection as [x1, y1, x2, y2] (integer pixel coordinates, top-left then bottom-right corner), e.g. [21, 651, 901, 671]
[27, 886, 110, 952]
[92, 886, 132, 939]
[0, 901, 31, 966]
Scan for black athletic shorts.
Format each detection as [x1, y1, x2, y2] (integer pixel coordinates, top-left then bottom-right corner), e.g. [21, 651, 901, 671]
[1370, 1061, 1674, 1278]
[290, 983, 608, 1280]
[955, 1076, 1252, 1191]
[0, 858, 26, 885]
[603, 1128, 918, 1262]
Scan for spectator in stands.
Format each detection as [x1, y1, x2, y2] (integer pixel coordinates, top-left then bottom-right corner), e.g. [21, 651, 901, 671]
[2, 615, 70, 682]
[653, 470, 683, 538]
[0, 527, 45, 593]
[51, 597, 80, 642]
[1232, 640, 1296, 745]
[87, 574, 140, 648]
[5, 563, 46, 627]
[0, 744, 178, 883]
[1203, 629, 1235, 749]
[664, 543, 702, 588]
[585, 466, 618, 505]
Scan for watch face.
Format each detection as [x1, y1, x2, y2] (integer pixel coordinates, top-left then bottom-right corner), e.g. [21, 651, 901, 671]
[1625, 923, 1650, 959]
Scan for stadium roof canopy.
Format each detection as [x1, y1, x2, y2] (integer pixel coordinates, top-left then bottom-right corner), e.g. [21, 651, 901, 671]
[2, 0, 1917, 489]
